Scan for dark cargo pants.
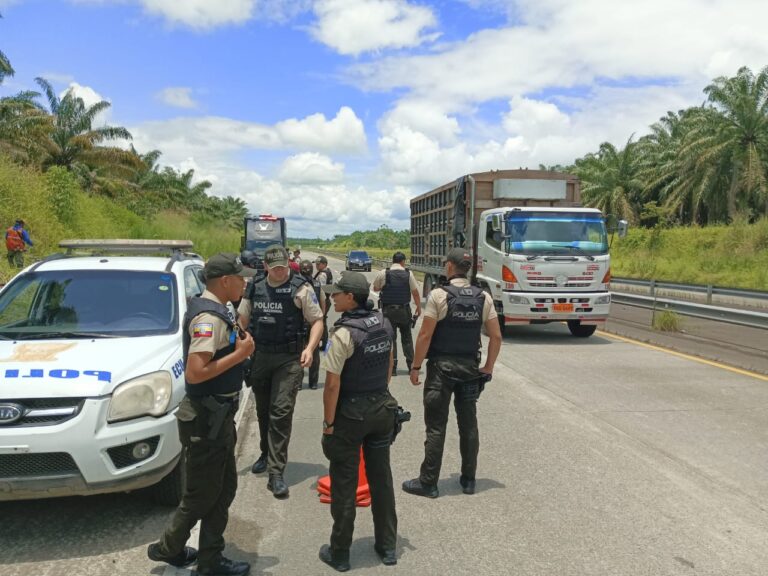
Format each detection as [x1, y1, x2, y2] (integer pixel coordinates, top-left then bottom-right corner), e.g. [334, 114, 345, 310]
[249, 350, 304, 475]
[322, 391, 399, 553]
[419, 357, 480, 486]
[307, 320, 328, 387]
[382, 304, 413, 370]
[159, 395, 238, 569]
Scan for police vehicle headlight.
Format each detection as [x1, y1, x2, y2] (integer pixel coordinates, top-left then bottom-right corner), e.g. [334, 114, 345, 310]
[594, 294, 612, 305]
[108, 371, 172, 423]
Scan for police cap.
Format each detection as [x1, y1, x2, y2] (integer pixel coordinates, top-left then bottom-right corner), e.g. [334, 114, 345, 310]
[204, 252, 258, 280]
[322, 271, 369, 296]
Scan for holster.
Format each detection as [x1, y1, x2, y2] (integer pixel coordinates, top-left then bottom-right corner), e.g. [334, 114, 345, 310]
[391, 405, 411, 444]
[454, 373, 492, 403]
[200, 396, 231, 440]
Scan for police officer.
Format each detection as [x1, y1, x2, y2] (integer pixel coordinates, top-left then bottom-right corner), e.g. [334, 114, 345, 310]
[300, 259, 325, 389]
[148, 253, 255, 576]
[238, 244, 324, 498]
[372, 251, 421, 375]
[402, 248, 501, 498]
[319, 272, 399, 572]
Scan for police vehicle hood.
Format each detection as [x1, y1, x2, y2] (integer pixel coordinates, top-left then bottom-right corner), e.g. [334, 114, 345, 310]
[0, 335, 181, 399]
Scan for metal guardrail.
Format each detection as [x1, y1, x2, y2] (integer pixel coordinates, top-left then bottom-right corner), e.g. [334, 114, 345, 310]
[612, 277, 768, 303]
[610, 292, 768, 330]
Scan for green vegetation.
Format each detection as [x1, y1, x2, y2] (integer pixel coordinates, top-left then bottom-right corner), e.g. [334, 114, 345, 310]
[653, 309, 682, 332]
[573, 66, 768, 226]
[0, 157, 240, 283]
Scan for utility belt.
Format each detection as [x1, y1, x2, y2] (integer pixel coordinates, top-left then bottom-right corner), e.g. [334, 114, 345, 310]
[382, 303, 410, 308]
[187, 392, 240, 440]
[255, 340, 302, 354]
[454, 374, 492, 402]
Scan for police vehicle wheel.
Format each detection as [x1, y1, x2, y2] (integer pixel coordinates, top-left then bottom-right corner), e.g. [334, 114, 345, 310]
[149, 451, 187, 506]
[567, 320, 596, 338]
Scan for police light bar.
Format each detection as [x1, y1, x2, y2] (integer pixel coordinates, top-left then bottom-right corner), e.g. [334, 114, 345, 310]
[258, 214, 279, 221]
[58, 239, 195, 253]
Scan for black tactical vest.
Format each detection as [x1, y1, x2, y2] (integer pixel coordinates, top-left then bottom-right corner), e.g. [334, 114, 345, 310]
[427, 284, 484, 359]
[248, 273, 309, 353]
[380, 269, 411, 305]
[315, 268, 333, 308]
[182, 297, 244, 397]
[335, 310, 393, 395]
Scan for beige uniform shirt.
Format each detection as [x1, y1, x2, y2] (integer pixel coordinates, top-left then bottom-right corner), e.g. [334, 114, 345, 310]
[321, 325, 355, 375]
[423, 278, 497, 323]
[372, 263, 419, 292]
[188, 290, 233, 357]
[237, 277, 324, 325]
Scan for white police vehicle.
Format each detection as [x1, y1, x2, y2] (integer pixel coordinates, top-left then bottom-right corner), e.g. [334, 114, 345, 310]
[0, 240, 207, 504]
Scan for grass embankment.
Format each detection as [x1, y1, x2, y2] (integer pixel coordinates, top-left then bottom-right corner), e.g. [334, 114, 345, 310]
[0, 158, 240, 283]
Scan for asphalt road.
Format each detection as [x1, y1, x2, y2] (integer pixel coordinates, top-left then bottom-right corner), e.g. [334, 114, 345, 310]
[2, 252, 768, 576]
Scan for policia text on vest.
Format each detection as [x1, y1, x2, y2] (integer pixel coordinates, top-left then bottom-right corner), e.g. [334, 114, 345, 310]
[403, 247, 502, 500]
[320, 271, 400, 571]
[148, 253, 255, 576]
[237, 244, 324, 499]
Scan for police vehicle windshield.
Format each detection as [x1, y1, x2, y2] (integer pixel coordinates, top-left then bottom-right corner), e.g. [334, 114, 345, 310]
[0, 270, 178, 339]
[504, 211, 609, 256]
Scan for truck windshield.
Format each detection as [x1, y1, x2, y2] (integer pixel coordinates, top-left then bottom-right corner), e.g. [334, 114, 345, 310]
[0, 270, 178, 339]
[505, 212, 608, 256]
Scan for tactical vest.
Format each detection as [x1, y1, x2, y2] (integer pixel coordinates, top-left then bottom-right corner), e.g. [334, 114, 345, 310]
[335, 310, 393, 395]
[315, 268, 333, 308]
[248, 272, 309, 353]
[182, 297, 244, 397]
[380, 269, 411, 305]
[427, 284, 484, 359]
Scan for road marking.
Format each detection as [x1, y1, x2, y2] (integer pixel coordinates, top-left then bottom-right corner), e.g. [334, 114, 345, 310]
[597, 330, 768, 382]
[162, 389, 252, 576]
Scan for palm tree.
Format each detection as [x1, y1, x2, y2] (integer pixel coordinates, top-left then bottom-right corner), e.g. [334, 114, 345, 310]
[676, 66, 768, 221]
[0, 13, 13, 83]
[573, 137, 644, 223]
[33, 77, 139, 178]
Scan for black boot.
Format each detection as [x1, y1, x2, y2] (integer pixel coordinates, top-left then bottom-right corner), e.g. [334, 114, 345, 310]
[197, 556, 251, 576]
[267, 474, 289, 498]
[319, 544, 350, 572]
[250, 453, 267, 474]
[374, 545, 397, 566]
[459, 475, 476, 495]
[402, 478, 438, 498]
[147, 543, 197, 568]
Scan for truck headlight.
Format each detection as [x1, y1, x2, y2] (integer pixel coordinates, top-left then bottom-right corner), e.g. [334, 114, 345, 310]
[108, 371, 172, 423]
[594, 294, 611, 305]
[508, 295, 529, 305]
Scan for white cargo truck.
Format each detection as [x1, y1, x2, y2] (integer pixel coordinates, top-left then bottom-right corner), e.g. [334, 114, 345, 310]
[410, 170, 626, 337]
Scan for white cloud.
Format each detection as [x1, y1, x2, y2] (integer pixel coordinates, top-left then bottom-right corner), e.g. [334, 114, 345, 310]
[311, 0, 439, 56]
[277, 152, 345, 184]
[140, 0, 254, 28]
[63, 82, 113, 126]
[129, 106, 367, 161]
[379, 99, 461, 144]
[156, 87, 198, 109]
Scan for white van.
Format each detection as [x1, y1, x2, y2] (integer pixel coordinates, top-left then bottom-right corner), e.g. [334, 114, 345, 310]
[0, 240, 206, 504]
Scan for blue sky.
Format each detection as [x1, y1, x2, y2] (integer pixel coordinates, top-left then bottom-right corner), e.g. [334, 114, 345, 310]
[2, 0, 767, 237]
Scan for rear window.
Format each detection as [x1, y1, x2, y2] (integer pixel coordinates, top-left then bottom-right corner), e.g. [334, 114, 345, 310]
[0, 270, 178, 339]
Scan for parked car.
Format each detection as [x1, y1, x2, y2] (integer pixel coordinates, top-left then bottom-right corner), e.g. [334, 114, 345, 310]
[345, 250, 373, 272]
[0, 239, 207, 505]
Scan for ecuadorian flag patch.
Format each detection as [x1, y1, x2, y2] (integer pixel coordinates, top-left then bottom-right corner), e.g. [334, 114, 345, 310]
[193, 323, 214, 338]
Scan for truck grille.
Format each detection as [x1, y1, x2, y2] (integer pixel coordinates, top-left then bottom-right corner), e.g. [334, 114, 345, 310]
[0, 398, 85, 427]
[0, 453, 79, 479]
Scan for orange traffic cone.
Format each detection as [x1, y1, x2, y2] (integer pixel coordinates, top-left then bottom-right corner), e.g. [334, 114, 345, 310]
[317, 447, 371, 507]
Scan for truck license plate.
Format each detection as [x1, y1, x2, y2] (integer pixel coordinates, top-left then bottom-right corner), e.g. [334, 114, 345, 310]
[553, 303, 573, 313]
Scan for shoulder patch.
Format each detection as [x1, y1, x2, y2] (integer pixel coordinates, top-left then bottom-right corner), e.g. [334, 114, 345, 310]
[310, 291, 318, 304]
[363, 316, 381, 327]
[324, 339, 332, 354]
[193, 323, 214, 338]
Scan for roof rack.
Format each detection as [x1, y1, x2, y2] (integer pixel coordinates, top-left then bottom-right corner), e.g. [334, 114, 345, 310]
[58, 239, 195, 255]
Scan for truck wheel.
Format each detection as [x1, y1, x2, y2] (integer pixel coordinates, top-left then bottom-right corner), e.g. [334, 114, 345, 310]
[149, 452, 186, 506]
[567, 320, 596, 338]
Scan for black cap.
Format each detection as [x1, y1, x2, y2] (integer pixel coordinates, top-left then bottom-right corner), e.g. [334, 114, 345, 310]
[445, 247, 472, 270]
[264, 244, 290, 267]
[392, 251, 406, 263]
[322, 271, 370, 296]
[204, 252, 258, 279]
[299, 259, 314, 275]
[315, 255, 328, 264]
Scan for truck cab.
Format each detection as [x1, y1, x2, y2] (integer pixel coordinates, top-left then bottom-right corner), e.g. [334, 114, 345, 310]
[242, 214, 287, 259]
